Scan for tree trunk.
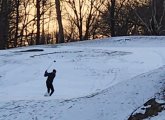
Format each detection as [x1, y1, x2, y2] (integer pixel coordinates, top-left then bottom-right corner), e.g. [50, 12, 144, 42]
[36, 0, 41, 45]
[110, 0, 115, 37]
[0, 0, 9, 49]
[55, 0, 64, 43]
[14, 0, 19, 47]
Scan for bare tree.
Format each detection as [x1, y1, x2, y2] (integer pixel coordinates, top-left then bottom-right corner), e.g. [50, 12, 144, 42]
[55, 0, 64, 43]
[99, 0, 132, 36]
[84, 0, 105, 40]
[0, 0, 58, 49]
[64, 0, 85, 41]
[149, 0, 165, 35]
[19, 0, 55, 46]
[36, 0, 41, 44]
[64, 0, 105, 41]
[132, 0, 165, 35]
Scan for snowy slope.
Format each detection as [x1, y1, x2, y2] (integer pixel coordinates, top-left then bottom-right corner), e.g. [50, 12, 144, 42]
[0, 36, 165, 120]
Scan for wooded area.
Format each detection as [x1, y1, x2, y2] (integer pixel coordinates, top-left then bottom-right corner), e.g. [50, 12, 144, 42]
[0, 0, 165, 49]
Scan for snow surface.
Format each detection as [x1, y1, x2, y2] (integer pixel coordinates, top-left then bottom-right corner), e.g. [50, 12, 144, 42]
[0, 36, 165, 120]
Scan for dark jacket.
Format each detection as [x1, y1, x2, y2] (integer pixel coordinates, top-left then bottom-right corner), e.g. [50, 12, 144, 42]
[44, 70, 56, 83]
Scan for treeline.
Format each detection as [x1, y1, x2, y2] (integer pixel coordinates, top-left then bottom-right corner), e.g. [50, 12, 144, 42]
[0, 0, 165, 49]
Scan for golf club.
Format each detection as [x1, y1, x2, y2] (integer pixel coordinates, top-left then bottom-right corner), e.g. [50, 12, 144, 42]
[46, 60, 56, 71]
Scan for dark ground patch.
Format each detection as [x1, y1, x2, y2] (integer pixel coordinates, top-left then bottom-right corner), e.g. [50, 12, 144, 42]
[128, 98, 165, 120]
[30, 51, 83, 57]
[19, 49, 44, 52]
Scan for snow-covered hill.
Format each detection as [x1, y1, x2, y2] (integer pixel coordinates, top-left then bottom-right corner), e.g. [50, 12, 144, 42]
[0, 36, 165, 120]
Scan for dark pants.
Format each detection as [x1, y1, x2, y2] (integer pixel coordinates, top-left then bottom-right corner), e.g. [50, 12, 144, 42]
[46, 82, 54, 96]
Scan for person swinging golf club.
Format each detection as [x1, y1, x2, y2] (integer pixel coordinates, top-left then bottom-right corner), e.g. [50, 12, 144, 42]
[44, 69, 56, 96]
[44, 60, 56, 96]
